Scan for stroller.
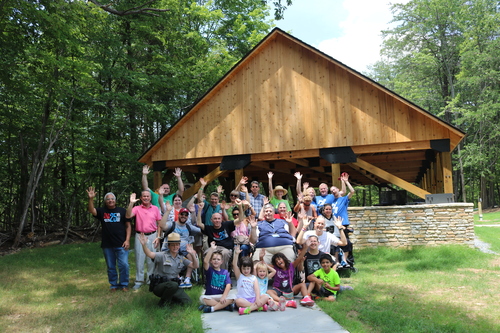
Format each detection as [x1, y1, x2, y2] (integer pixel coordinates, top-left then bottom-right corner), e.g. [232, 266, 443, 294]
[327, 225, 358, 277]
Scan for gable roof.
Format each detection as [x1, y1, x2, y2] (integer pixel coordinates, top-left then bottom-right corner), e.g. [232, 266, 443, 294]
[139, 28, 465, 191]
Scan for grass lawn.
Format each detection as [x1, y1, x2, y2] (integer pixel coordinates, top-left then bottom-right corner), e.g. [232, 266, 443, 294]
[1, 212, 499, 333]
[474, 209, 500, 225]
[0, 241, 205, 333]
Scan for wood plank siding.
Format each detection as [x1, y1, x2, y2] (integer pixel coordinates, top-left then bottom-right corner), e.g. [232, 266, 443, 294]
[139, 29, 466, 198]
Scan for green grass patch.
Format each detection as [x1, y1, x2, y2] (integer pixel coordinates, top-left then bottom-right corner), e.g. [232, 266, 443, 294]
[475, 226, 500, 253]
[327, 245, 500, 333]
[474, 210, 500, 224]
[0, 242, 204, 333]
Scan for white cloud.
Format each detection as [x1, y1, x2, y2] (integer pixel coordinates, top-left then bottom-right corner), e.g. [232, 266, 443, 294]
[317, 0, 407, 73]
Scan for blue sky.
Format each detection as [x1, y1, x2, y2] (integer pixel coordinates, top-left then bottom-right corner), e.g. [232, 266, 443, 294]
[273, 0, 408, 73]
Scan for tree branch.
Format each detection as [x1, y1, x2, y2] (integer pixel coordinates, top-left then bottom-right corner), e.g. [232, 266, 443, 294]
[88, 0, 170, 17]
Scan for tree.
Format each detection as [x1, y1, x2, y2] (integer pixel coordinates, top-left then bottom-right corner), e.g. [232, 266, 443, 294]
[0, 0, 275, 247]
[367, 0, 500, 206]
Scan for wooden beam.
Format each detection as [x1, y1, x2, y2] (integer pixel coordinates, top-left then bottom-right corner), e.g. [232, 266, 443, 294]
[181, 166, 227, 199]
[251, 149, 319, 162]
[352, 158, 430, 199]
[286, 158, 309, 167]
[348, 163, 383, 185]
[164, 156, 223, 167]
[235, 169, 244, 185]
[285, 159, 328, 175]
[352, 140, 432, 155]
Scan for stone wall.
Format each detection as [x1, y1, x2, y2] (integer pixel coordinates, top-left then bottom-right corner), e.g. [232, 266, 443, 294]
[347, 203, 475, 249]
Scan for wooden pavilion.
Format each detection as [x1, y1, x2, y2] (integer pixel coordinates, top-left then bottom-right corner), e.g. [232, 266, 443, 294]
[138, 28, 466, 202]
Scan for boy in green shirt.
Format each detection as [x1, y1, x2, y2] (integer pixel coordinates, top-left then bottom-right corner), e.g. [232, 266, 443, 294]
[307, 253, 341, 301]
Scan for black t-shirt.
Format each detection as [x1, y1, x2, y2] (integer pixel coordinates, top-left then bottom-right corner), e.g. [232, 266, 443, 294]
[95, 207, 130, 248]
[304, 250, 325, 278]
[202, 221, 236, 250]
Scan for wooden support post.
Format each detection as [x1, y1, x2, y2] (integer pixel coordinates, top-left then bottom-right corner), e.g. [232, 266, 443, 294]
[331, 163, 341, 188]
[153, 171, 163, 191]
[437, 152, 453, 194]
[435, 153, 444, 193]
[430, 162, 436, 194]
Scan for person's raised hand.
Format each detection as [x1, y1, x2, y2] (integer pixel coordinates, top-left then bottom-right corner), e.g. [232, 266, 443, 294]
[129, 193, 140, 204]
[86, 186, 97, 199]
[199, 177, 207, 187]
[173, 167, 182, 177]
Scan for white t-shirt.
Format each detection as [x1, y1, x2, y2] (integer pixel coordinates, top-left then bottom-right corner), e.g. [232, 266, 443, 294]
[303, 230, 340, 253]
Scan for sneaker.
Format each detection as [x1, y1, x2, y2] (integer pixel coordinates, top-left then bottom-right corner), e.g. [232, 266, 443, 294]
[238, 307, 251, 315]
[223, 304, 234, 312]
[132, 284, 142, 291]
[300, 295, 315, 307]
[179, 282, 192, 289]
[278, 296, 287, 311]
[198, 304, 207, 311]
[267, 300, 280, 311]
[203, 306, 213, 313]
[258, 304, 268, 312]
[285, 300, 297, 308]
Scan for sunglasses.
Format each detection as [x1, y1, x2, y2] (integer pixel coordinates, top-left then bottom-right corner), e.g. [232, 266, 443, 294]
[230, 194, 238, 197]
[233, 213, 239, 216]
[179, 213, 189, 216]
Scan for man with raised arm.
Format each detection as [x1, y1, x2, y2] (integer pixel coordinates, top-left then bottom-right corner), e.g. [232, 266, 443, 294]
[330, 172, 356, 266]
[197, 177, 226, 225]
[196, 201, 241, 270]
[87, 187, 131, 292]
[235, 176, 265, 217]
[126, 190, 162, 291]
[142, 165, 184, 213]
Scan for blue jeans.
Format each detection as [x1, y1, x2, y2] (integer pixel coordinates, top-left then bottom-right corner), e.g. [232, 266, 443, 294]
[103, 247, 129, 289]
[239, 244, 251, 257]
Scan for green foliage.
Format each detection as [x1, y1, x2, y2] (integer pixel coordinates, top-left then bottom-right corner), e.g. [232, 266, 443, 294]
[0, 0, 274, 237]
[367, 0, 500, 206]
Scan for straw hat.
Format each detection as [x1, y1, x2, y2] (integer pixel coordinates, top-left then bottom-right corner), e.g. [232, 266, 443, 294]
[166, 232, 181, 243]
[273, 185, 288, 196]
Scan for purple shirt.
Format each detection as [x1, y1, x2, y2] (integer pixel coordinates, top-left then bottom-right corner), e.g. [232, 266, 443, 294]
[204, 266, 231, 295]
[272, 262, 294, 292]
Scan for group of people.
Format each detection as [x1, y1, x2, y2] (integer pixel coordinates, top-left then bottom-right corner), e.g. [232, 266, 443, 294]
[87, 165, 356, 312]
